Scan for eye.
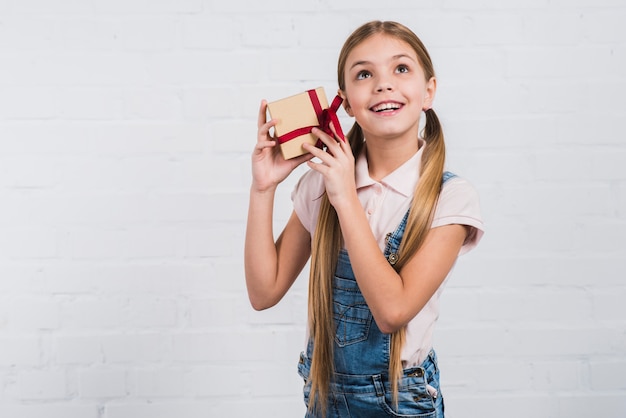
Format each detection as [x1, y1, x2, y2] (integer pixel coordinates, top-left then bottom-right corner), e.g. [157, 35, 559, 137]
[356, 70, 371, 80]
[396, 64, 410, 74]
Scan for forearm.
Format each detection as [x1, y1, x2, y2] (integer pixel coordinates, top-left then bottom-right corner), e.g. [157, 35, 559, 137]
[244, 187, 280, 309]
[337, 197, 467, 333]
[334, 197, 408, 332]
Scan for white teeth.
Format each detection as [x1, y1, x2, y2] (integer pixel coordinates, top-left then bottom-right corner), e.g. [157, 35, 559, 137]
[372, 102, 400, 112]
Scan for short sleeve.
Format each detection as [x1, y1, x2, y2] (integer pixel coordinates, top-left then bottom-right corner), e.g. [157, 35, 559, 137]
[431, 177, 484, 255]
[291, 169, 325, 236]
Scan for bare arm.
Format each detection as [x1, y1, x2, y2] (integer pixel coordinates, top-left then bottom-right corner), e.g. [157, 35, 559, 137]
[303, 129, 467, 333]
[336, 198, 466, 333]
[244, 100, 313, 310]
[245, 203, 311, 310]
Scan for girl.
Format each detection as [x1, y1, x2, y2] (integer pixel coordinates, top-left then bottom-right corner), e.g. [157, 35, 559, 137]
[245, 21, 483, 418]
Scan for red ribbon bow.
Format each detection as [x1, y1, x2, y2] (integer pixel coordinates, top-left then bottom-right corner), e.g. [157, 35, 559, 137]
[277, 89, 346, 148]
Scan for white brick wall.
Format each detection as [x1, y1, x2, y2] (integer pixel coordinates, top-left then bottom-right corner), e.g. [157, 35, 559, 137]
[0, 1, 624, 417]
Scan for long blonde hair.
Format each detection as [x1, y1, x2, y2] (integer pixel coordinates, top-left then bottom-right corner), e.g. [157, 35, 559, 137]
[307, 21, 446, 413]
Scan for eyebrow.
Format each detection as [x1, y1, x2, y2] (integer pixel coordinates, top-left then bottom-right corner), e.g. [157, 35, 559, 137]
[349, 54, 416, 70]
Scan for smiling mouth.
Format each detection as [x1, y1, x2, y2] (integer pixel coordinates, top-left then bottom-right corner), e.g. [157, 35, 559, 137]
[371, 102, 403, 112]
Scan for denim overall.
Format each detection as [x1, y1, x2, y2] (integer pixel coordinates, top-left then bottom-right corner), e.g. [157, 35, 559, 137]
[298, 172, 455, 418]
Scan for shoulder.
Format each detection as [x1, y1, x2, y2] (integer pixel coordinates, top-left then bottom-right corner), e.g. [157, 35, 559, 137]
[433, 174, 484, 254]
[440, 175, 481, 207]
[291, 169, 325, 234]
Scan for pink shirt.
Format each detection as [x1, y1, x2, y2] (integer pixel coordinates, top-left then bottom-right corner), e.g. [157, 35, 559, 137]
[291, 141, 484, 366]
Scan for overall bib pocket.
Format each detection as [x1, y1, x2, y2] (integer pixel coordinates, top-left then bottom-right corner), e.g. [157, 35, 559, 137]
[332, 276, 373, 347]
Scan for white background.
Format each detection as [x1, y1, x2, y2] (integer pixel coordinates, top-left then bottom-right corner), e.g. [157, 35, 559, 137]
[0, 0, 625, 417]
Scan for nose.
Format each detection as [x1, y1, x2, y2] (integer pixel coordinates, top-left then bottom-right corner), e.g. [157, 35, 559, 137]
[376, 78, 394, 92]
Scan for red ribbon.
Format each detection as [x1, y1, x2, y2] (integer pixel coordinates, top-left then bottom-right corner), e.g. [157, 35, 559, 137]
[276, 89, 345, 148]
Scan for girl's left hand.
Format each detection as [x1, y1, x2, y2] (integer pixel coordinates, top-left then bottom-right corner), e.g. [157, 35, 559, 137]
[302, 126, 357, 210]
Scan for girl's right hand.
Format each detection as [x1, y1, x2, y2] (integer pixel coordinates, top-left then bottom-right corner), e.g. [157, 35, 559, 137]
[251, 100, 313, 192]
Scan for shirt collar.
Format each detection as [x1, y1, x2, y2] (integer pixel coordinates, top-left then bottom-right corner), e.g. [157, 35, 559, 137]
[355, 139, 425, 197]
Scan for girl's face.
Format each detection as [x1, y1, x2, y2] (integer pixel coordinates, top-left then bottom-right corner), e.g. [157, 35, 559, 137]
[341, 33, 436, 143]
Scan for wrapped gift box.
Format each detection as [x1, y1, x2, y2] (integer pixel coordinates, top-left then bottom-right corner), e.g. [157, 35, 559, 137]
[267, 87, 330, 160]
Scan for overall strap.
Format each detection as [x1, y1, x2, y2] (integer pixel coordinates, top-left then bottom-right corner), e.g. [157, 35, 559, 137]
[384, 171, 457, 265]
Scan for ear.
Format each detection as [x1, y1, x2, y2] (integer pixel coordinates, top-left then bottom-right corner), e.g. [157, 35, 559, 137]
[338, 89, 353, 117]
[422, 77, 437, 111]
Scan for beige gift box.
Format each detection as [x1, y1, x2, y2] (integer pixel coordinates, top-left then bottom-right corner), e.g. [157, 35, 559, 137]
[267, 87, 329, 160]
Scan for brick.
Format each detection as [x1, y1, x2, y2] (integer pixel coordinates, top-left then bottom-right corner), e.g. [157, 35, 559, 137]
[211, 261, 249, 293]
[118, 227, 179, 259]
[0, 86, 59, 120]
[110, 18, 181, 51]
[7, 297, 60, 331]
[146, 51, 269, 85]
[505, 46, 613, 78]
[182, 86, 238, 120]
[0, 337, 42, 367]
[101, 333, 171, 364]
[122, 87, 182, 120]
[522, 13, 584, 45]
[2, 156, 66, 188]
[241, 15, 297, 48]
[212, 0, 320, 13]
[478, 288, 593, 322]
[60, 297, 127, 330]
[52, 18, 118, 51]
[56, 335, 103, 364]
[14, 370, 68, 400]
[128, 297, 178, 328]
[133, 368, 185, 397]
[210, 398, 306, 418]
[444, 359, 533, 392]
[0, 18, 56, 50]
[456, 255, 626, 287]
[0, 228, 60, 260]
[531, 360, 584, 391]
[12, 0, 94, 14]
[0, 122, 94, 155]
[557, 394, 626, 418]
[590, 360, 626, 390]
[63, 229, 126, 259]
[593, 288, 626, 321]
[57, 87, 124, 120]
[249, 364, 303, 397]
[79, 369, 127, 398]
[268, 49, 337, 82]
[209, 119, 258, 154]
[185, 365, 248, 397]
[105, 402, 214, 418]
[182, 227, 234, 257]
[445, 395, 557, 418]
[583, 10, 626, 43]
[471, 13, 524, 46]
[182, 16, 241, 50]
[94, 0, 202, 14]
[90, 122, 205, 155]
[442, 0, 549, 9]
[0, 405, 98, 418]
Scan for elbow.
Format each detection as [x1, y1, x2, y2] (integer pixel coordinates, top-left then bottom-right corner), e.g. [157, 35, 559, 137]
[377, 322, 404, 335]
[375, 311, 408, 335]
[248, 295, 276, 311]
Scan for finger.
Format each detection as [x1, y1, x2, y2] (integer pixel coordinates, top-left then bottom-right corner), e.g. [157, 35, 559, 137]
[312, 128, 342, 156]
[258, 118, 279, 141]
[302, 141, 328, 160]
[289, 151, 314, 167]
[257, 100, 268, 129]
[306, 159, 330, 176]
[328, 121, 345, 143]
[255, 139, 277, 150]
